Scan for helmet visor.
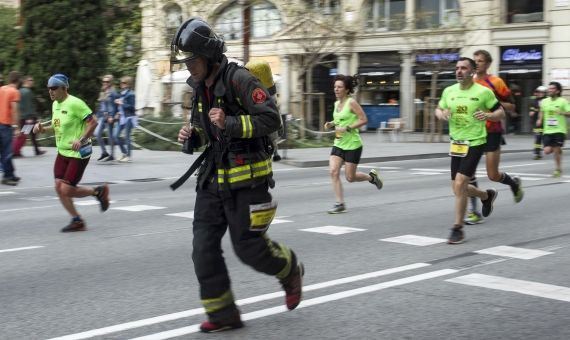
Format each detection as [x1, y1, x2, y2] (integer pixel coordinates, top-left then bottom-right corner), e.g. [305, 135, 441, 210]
[170, 45, 198, 64]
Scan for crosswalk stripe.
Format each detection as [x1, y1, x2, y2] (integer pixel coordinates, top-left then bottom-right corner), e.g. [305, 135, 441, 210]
[446, 273, 570, 302]
[474, 246, 552, 260]
[300, 226, 366, 235]
[381, 234, 446, 246]
[111, 205, 166, 212]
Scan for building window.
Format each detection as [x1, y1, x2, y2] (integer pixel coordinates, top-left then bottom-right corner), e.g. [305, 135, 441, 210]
[415, 0, 459, 29]
[306, 0, 341, 16]
[214, 1, 282, 41]
[164, 3, 183, 46]
[506, 0, 543, 24]
[365, 0, 406, 31]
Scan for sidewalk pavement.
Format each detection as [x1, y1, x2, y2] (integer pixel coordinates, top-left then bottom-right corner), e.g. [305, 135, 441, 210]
[5, 132, 551, 190]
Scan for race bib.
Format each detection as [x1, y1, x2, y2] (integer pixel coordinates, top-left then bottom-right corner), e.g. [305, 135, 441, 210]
[449, 140, 470, 158]
[546, 118, 559, 127]
[249, 200, 278, 232]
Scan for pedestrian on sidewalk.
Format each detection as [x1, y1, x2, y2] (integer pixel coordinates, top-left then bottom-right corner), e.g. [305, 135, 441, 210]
[171, 17, 303, 333]
[435, 57, 504, 244]
[464, 49, 524, 226]
[324, 74, 383, 214]
[33, 74, 110, 232]
[95, 74, 118, 162]
[0, 71, 22, 186]
[113, 76, 136, 163]
[13, 75, 46, 157]
[529, 85, 547, 160]
[537, 81, 570, 177]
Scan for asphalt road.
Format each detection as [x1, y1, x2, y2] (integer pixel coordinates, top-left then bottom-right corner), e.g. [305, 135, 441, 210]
[1, 153, 570, 340]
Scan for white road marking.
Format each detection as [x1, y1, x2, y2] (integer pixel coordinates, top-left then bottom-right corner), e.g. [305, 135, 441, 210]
[412, 172, 446, 176]
[474, 246, 552, 260]
[47, 262, 430, 340]
[165, 211, 194, 219]
[381, 234, 447, 246]
[300, 226, 366, 235]
[24, 196, 59, 201]
[0, 205, 58, 213]
[518, 177, 544, 181]
[446, 273, 570, 302]
[410, 168, 448, 172]
[111, 205, 166, 212]
[75, 200, 117, 206]
[129, 269, 458, 340]
[0, 246, 44, 254]
[272, 218, 292, 224]
[0, 191, 16, 195]
[499, 162, 545, 169]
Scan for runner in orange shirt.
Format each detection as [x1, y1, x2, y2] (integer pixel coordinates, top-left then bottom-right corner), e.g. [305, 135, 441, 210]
[464, 50, 524, 225]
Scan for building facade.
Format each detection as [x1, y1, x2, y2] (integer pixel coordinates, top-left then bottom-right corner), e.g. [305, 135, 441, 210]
[140, 0, 570, 133]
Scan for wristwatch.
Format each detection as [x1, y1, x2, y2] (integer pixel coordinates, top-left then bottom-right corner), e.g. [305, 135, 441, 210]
[346, 126, 352, 132]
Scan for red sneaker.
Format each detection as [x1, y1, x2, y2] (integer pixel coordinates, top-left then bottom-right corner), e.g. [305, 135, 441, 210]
[61, 220, 86, 233]
[280, 262, 304, 310]
[199, 312, 243, 333]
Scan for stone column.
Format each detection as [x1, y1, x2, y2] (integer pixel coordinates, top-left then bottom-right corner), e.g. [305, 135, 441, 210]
[405, 0, 415, 30]
[337, 54, 350, 76]
[399, 50, 414, 130]
[280, 55, 291, 115]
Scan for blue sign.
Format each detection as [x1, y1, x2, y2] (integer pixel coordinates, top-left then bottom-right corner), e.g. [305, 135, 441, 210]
[501, 45, 542, 64]
[416, 53, 459, 63]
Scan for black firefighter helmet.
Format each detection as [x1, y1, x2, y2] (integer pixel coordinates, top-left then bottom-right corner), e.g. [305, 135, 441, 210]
[170, 17, 226, 64]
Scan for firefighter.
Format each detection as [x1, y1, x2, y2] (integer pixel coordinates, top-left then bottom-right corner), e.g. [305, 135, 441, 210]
[170, 17, 303, 333]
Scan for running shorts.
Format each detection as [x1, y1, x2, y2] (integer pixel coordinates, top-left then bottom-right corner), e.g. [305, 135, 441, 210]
[330, 146, 363, 164]
[543, 133, 566, 147]
[54, 153, 90, 186]
[483, 132, 506, 153]
[451, 144, 484, 180]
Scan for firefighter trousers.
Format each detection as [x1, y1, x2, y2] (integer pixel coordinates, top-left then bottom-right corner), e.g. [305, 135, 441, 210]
[192, 181, 296, 322]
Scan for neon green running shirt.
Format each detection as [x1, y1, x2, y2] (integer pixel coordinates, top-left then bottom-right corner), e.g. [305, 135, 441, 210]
[333, 98, 363, 150]
[51, 95, 92, 158]
[438, 83, 498, 147]
[540, 97, 570, 135]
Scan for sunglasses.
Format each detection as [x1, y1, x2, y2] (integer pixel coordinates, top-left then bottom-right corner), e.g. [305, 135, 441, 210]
[48, 86, 60, 91]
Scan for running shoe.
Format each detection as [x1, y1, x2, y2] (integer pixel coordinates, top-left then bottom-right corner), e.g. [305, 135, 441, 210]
[448, 225, 464, 244]
[553, 169, 561, 178]
[369, 169, 383, 190]
[328, 203, 346, 214]
[200, 310, 244, 333]
[97, 153, 110, 161]
[61, 220, 86, 233]
[512, 176, 524, 203]
[94, 184, 110, 212]
[481, 189, 498, 217]
[1, 178, 18, 186]
[464, 212, 484, 225]
[280, 262, 304, 310]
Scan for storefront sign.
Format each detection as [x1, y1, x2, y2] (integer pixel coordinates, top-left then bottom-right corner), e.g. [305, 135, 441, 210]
[416, 53, 459, 63]
[501, 46, 542, 64]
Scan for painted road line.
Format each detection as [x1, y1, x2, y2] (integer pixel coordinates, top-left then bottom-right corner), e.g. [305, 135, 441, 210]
[0, 205, 59, 213]
[0, 191, 16, 195]
[447, 273, 570, 302]
[165, 211, 194, 219]
[300, 226, 366, 235]
[411, 172, 446, 176]
[75, 200, 117, 206]
[111, 205, 166, 212]
[46, 262, 430, 340]
[475, 245, 552, 260]
[129, 269, 458, 340]
[381, 234, 447, 246]
[0, 246, 44, 254]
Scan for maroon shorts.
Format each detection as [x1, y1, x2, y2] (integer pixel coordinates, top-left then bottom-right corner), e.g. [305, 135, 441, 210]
[54, 153, 90, 186]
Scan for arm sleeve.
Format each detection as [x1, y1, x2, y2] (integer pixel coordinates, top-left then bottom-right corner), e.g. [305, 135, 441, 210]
[76, 99, 93, 120]
[123, 91, 135, 113]
[484, 89, 500, 111]
[223, 68, 281, 139]
[494, 77, 512, 101]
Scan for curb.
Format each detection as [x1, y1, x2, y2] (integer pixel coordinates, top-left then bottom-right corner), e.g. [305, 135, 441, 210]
[280, 148, 564, 168]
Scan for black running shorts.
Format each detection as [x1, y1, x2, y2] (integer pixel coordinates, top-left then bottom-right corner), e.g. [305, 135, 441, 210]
[451, 144, 484, 180]
[330, 146, 363, 164]
[543, 133, 566, 147]
[483, 132, 506, 153]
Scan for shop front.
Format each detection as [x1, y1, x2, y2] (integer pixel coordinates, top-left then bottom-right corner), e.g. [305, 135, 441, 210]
[357, 52, 401, 130]
[498, 45, 543, 133]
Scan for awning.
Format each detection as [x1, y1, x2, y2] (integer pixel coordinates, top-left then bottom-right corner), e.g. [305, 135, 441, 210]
[498, 63, 542, 74]
[358, 66, 400, 76]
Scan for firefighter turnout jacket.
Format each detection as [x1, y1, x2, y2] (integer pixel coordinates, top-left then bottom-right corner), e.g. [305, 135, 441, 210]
[179, 55, 281, 192]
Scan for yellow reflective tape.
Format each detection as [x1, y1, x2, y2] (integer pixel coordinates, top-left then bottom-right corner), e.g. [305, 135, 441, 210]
[261, 236, 292, 280]
[245, 115, 253, 138]
[240, 116, 247, 138]
[201, 290, 235, 313]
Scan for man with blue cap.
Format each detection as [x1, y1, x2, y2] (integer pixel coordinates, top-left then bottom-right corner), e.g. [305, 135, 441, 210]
[33, 73, 111, 232]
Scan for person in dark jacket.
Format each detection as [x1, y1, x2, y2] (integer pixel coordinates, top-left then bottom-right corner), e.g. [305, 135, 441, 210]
[113, 76, 136, 162]
[95, 74, 118, 161]
[172, 17, 303, 333]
